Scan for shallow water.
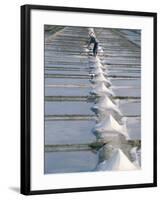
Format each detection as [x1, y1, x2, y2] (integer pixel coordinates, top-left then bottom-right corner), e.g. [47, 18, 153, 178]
[45, 120, 96, 145]
[126, 117, 141, 139]
[45, 87, 90, 96]
[110, 78, 140, 87]
[45, 150, 98, 174]
[119, 100, 141, 116]
[45, 78, 90, 85]
[113, 87, 141, 97]
[45, 101, 93, 115]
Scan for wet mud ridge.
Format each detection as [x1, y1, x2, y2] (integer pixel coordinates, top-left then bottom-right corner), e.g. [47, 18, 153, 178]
[44, 26, 141, 173]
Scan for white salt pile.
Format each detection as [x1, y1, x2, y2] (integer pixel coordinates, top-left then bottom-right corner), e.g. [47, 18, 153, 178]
[93, 115, 128, 139]
[90, 82, 114, 96]
[90, 74, 111, 87]
[90, 62, 106, 70]
[92, 95, 122, 116]
[84, 48, 89, 52]
[96, 148, 137, 171]
[91, 67, 108, 76]
[98, 46, 104, 53]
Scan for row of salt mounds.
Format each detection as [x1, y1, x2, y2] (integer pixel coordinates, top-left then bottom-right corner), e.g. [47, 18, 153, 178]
[96, 144, 137, 171]
[87, 28, 137, 170]
[90, 58, 111, 86]
[90, 57, 127, 140]
[87, 28, 137, 171]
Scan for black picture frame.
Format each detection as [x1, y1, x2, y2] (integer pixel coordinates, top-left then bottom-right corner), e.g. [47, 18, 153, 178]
[21, 4, 157, 195]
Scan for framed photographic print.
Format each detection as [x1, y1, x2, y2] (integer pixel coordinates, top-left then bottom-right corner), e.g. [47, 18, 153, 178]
[21, 4, 157, 195]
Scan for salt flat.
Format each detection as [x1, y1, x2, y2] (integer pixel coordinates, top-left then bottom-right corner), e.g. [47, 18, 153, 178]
[44, 26, 141, 173]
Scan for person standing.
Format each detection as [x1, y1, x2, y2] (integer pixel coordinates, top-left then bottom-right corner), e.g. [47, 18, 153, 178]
[88, 31, 99, 56]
